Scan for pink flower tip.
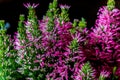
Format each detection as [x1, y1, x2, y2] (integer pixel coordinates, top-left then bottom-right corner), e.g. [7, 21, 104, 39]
[23, 3, 39, 8]
[59, 4, 70, 9]
[100, 70, 110, 78]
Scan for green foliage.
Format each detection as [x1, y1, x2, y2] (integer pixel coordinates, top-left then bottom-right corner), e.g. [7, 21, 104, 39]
[46, 0, 59, 32]
[107, 0, 115, 11]
[46, 0, 58, 18]
[47, 17, 54, 32]
[112, 66, 119, 80]
[70, 19, 79, 34]
[27, 6, 40, 37]
[0, 20, 5, 30]
[78, 17, 87, 29]
[113, 66, 117, 75]
[18, 14, 26, 40]
[59, 5, 70, 24]
[60, 8, 69, 22]
[69, 28, 76, 34]
[73, 19, 79, 27]
[70, 18, 87, 34]
[0, 20, 8, 80]
[80, 62, 94, 80]
[0, 20, 18, 80]
[69, 38, 79, 52]
[99, 76, 106, 80]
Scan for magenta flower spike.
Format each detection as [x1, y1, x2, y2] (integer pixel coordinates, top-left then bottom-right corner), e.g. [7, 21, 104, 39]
[85, 3, 120, 79]
[23, 3, 39, 8]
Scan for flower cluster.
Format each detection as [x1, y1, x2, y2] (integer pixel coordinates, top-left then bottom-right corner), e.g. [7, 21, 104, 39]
[82, 0, 120, 79]
[1, 0, 120, 80]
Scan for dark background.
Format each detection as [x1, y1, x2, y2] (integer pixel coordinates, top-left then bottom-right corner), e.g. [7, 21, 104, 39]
[0, 0, 116, 34]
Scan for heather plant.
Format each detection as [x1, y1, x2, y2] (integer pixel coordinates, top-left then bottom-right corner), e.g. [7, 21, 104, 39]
[37, 0, 90, 80]
[81, 0, 120, 79]
[13, 3, 48, 80]
[0, 20, 18, 80]
[0, 20, 9, 80]
[1, 0, 120, 79]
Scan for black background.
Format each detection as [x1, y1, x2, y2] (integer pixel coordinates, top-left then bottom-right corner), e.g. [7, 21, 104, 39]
[0, 0, 111, 34]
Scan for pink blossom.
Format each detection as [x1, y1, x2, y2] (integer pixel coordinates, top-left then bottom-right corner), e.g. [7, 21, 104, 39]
[100, 70, 110, 78]
[59, 4, 70, 9]
[23, 3, 39, 8]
